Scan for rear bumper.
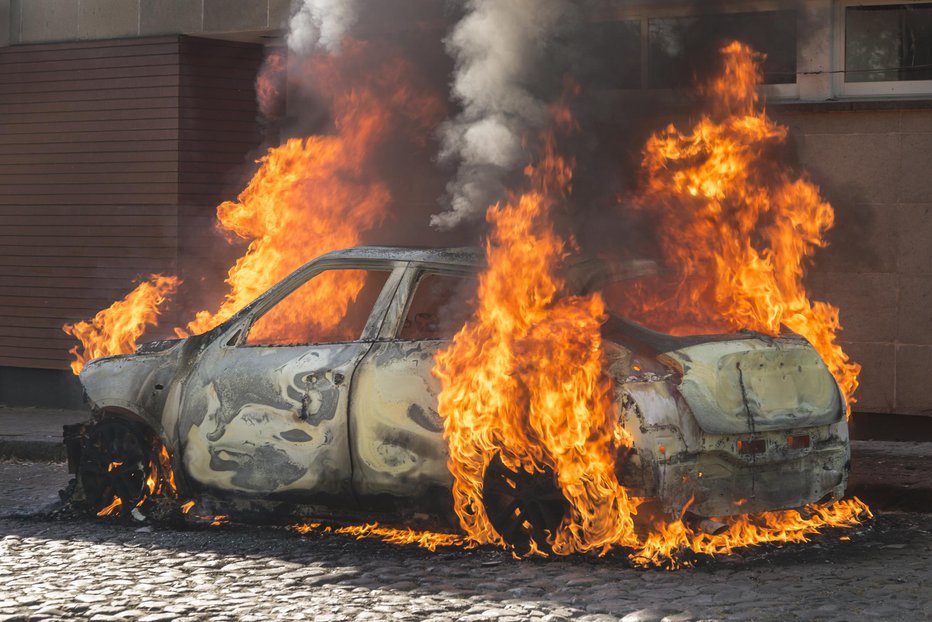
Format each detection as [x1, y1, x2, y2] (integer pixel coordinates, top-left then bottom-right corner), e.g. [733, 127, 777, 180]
[658, 443, 849, 517]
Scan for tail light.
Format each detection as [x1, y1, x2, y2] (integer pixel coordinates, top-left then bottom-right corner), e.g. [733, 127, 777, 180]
[736, 438, 766, 455]
[788, 434, 811, 449]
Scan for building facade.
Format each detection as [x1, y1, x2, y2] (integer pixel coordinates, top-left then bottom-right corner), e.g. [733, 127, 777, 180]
[0, 0, 930, 421]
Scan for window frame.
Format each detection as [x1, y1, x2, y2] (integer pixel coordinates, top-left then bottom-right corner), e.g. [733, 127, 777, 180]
[229, 259, 407, 348]
[380, 264, 479, 342]
[610, 0, 800, 100]
[833, 0, 932, 98]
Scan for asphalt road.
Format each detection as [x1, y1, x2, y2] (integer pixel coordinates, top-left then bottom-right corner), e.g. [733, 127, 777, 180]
[1, 460, 930, 622]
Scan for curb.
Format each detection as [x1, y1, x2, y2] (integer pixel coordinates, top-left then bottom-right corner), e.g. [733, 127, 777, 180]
[0, 440, 66, 462]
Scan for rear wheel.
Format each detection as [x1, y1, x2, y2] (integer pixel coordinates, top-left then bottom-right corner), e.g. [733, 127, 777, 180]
[77, 419, 152, 519]
[482, 454, 569, 555]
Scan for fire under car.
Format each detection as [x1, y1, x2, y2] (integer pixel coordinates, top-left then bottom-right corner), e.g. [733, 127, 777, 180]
[64, 246, 850, 541]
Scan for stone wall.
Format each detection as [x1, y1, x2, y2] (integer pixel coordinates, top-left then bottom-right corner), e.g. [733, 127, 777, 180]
[777, 106, 932, 416]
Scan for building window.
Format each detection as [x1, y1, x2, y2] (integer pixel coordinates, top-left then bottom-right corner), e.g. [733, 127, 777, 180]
[584, 20, 642, 90]
[845, 3, 932, 82]
[835, 1, 932, 97]
[647, 11, 797, 88]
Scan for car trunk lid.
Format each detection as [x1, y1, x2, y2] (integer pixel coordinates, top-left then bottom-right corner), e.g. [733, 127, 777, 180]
[663, 337, 843, 434]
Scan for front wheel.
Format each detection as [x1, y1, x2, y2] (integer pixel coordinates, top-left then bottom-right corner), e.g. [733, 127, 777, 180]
[482, 454, 569, 555]
[76, 419, 153, 519]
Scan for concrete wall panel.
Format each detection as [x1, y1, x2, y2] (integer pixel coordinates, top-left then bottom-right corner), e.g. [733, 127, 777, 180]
[898, 276, 932, 346]
[897, 204, 932, 276]
[19, 0, 79, 43]
[798, 133, 900, 205]
[842, 341, 895, 413]
[895, 345, 932, 415]
[269, 0, 290, 28]
[9, 0, 19, 44]
[78, 0, 140, 39]
[203, 0, 268, 32]
[140, 0, 204, 35]
[815, 202, 897, 274]
[0, 0, 10, 47]
[807, 272, 898, 344]
[899, 132, 932, 204]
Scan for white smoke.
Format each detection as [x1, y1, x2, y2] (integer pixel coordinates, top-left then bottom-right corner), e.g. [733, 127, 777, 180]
[287, 0, 359, 54]
[432, 0, 576, 230]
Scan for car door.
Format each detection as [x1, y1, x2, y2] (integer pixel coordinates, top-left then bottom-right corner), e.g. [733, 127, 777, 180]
[176, 262, 404, 501]
[350, 266, 478, 505]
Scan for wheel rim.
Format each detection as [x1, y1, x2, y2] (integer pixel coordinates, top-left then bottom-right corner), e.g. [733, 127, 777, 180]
[79, 421, 149, 517]
[483, 454, 569, 555]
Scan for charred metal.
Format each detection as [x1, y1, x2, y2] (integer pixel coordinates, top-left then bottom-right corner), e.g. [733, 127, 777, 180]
[65, 246, 851, 539]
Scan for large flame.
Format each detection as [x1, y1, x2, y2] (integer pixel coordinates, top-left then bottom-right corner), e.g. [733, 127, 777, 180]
[65, 41, 441, 370]
[63, 275, 180, 374]
[433, 54, 870, 566]
[180, 41, 440, 340]
[433, 120, 640, 555]
[621, 42, 860, 406]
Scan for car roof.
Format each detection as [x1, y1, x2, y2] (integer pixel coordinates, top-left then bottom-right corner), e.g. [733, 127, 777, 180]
[313, 246, 659, 290]
[315, 245, 485, 268]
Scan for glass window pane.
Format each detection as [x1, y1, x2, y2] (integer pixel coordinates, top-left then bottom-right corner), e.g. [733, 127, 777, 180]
[648, 11, 797, 88]
[581, 20, 641, 89]
[399, 273, 478, 341]
[846, 4, 932, 82]
[246, 269, 390, 346]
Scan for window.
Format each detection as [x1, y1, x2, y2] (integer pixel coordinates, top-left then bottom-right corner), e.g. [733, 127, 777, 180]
[647, 11, 797, 88]
[835, 1, 932, 97]
[246, 269, 390, 346]
[845, 3, 932, 82]
[399, 273, 478, 341]
[582, 20, 641, 90]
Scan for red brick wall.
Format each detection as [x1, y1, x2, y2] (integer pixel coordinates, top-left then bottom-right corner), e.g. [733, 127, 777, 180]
[0, 35, 262, 370]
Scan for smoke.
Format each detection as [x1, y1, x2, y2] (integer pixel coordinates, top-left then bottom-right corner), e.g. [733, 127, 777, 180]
[432, 0, 581, 230]
[287, 0, 359, 54]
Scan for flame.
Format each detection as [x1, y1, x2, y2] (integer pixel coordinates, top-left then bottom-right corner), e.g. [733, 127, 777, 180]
[622, 41, 860, 406]
[62, 275, 180, 375]
[256, 49, 286, 119]
[634, 498, 872, 569]
[432, 60, 870, 566]
[180, 500, 195, 514]
[433, 119, 640, 555]
[96, 496, 122, 517]
[293, 522, 468, 552]
[178, 41, 442, 341]
[64, 41, 441, 370]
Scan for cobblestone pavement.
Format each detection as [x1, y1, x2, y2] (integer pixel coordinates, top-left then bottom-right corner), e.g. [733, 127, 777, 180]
[1, 462, 931, 622]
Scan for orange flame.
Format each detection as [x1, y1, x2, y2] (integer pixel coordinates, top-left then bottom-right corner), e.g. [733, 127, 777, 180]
[63, 275, 180, 375]
[256, 49, 286, 119]
[96, 496, 122, 517]
[65, 41, 441, 371]
[433, 119, 640, 555]
[178, 41, 441, 341]
[293, 522, 468, 552]
[623, 41, 860, 406]
[432, 57, 870, 566]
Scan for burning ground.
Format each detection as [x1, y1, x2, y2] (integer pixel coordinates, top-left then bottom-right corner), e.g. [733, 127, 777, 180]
[60, 6, 870, 569]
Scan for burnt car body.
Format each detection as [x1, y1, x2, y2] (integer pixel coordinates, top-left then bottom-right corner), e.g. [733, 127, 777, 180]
[66, 246, 850, 534]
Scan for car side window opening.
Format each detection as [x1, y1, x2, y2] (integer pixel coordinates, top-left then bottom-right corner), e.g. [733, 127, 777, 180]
[400, 273, 478, 341]
[245, 268, 391, 346]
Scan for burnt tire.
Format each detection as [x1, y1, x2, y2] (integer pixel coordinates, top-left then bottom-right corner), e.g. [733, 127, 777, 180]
[76, 419, 152, 519]
[482, 454, 569, 555]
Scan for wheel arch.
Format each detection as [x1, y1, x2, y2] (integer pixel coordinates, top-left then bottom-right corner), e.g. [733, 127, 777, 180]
[68, 404, 191, 498]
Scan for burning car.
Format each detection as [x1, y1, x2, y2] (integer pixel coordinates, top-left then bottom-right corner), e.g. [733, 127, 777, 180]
[64, 246, 850, 545]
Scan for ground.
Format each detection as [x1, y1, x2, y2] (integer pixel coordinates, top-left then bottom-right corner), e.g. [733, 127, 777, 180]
[1, 461, 930, 622]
